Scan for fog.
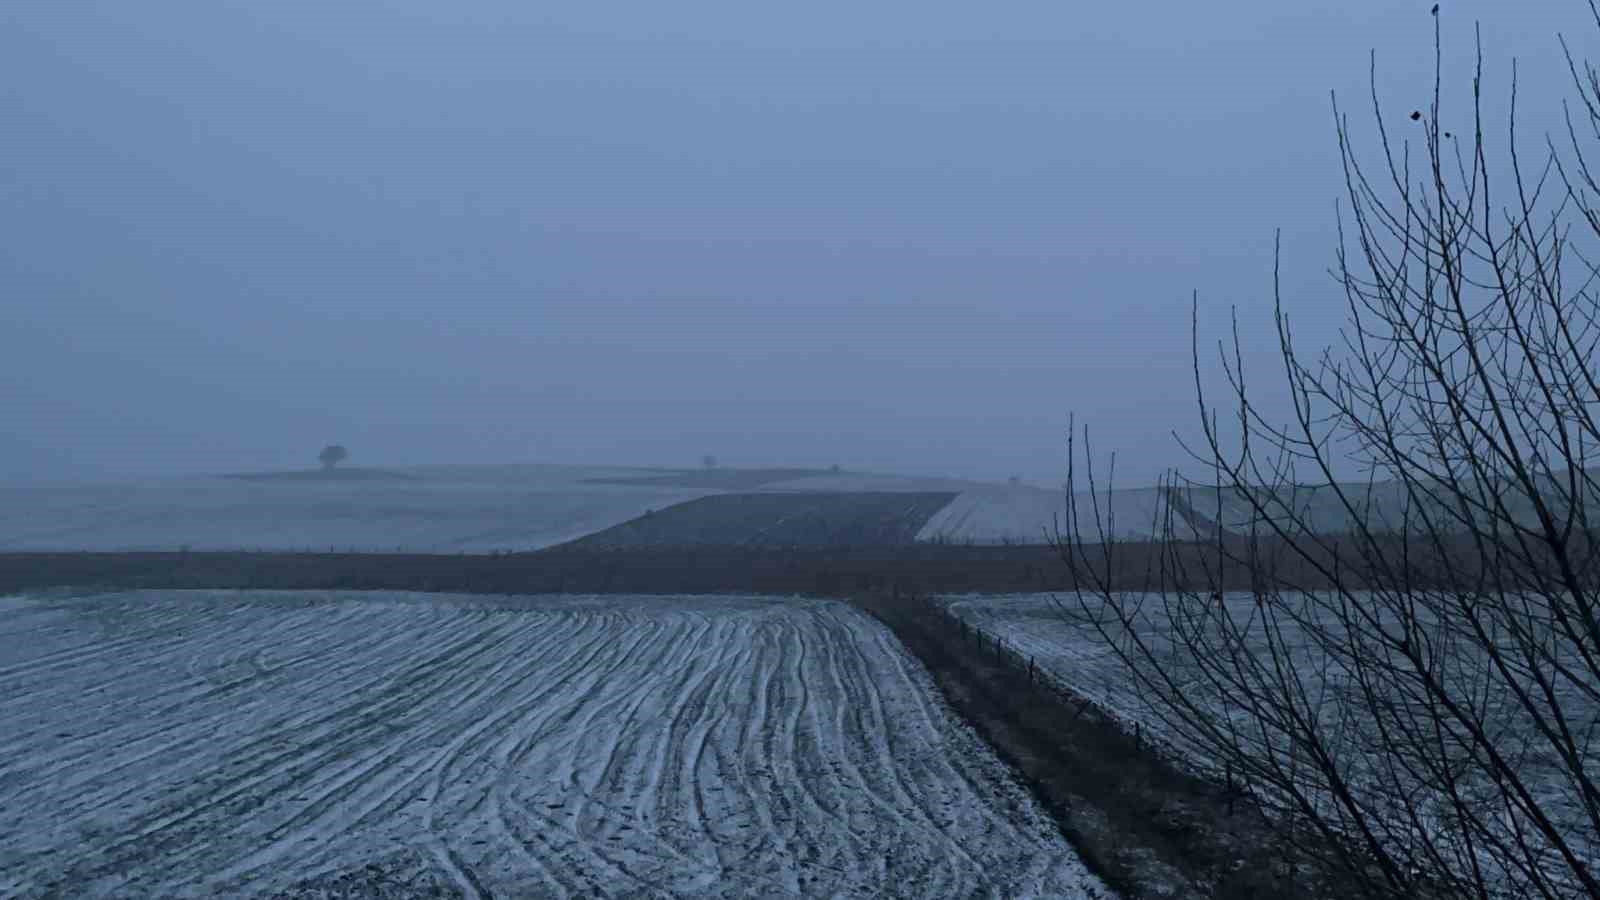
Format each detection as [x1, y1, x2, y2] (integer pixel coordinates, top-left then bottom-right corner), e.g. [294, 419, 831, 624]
[2, 1, 1587, 486]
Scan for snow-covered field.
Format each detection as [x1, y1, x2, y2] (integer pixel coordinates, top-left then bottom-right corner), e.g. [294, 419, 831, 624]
[940, 593, 1142, 722]
[920, 477, 1600, 546]
[942, 591, 1599, 885]
[0, 465, 984, 554]
[0, 467, 715, 553]
[0, 462, 1186, 554]
[0, 590, 1111, 899]
[917, 485, 1171, 545]
[9, 464, 1578, 554]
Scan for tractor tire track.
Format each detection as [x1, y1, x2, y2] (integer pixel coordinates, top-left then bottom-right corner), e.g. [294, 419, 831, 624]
[0, 589, 1112, 899]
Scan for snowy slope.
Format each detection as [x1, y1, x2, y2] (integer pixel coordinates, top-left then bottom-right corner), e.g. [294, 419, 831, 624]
[0, 467, 711, 553]
[917, 485, 1173, 545]
[0, 466, 977, 553]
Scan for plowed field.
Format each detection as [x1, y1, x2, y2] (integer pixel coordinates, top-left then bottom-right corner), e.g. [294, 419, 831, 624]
[0, 591, 1109, 898]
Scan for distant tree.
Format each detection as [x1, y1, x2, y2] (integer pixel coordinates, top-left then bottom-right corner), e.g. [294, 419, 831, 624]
[318, 444, 349, 470]
[701, 454, 718, 470]
[830, 463, 842, 474]
[1008, 475, 1021, 486]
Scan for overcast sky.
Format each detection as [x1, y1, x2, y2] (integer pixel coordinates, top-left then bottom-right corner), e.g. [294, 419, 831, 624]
[2, 1, 1591, 485]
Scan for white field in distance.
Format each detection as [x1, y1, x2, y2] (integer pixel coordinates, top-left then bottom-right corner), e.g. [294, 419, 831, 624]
[0, 460, 1319, 553]
[0, 466, 713, 554]
[0, 590, 1113, 899]
[0, 464, 987, 554]
[916, 484, 1171, 546]
[6, 460, 1573, 554]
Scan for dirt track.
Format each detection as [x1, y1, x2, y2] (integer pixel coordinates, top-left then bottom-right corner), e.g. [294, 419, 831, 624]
[853, 591, 1329, 900]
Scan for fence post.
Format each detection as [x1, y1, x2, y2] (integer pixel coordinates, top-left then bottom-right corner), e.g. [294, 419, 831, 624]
[1226, 762, 1234, 814]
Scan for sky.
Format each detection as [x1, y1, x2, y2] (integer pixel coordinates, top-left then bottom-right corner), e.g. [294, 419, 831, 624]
[2, 0, 1592, 486]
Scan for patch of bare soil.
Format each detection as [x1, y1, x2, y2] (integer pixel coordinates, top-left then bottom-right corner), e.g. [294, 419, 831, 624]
[561, 491, 957, 548]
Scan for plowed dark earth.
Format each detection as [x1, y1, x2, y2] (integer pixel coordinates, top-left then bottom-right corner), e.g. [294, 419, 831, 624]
[560, 492, 958, 549]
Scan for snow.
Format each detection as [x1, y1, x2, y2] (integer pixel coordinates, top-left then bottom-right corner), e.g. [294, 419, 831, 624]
[0, 463, 1228, 552]
[917, 486, 1172, 545]
[15, 461, 1492, 552]
[0, 465, 978, 554]
[0, 590, 1113, 899]
[916, 476, 1596, 546]
[1161, 476, 1599, 538]
[941, 591, 1600, 888]
[940, 593, 1145, 723]
[0, 467, 712, 553]
[759, 473, 982, 493]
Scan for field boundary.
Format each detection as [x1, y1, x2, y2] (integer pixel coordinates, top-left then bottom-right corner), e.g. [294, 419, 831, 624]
[1, 547, 1388, 896]
[0, 535, 1447, 599]
[0, 547, 1074, 597]
[851, 589, 1346, 900]
[0, 529, 1503, 600]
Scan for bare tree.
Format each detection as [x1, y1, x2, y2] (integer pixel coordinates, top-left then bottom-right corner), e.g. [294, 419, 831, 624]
[1060, 9, 1600, 898]
[318, 444, 349, 470]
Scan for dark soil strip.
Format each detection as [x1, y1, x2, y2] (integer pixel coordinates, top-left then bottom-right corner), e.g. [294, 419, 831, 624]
[0, 545, 1068, 597]
[562, 491, 958, 549]
[0, 531, 1489, 598]
[852, 590, 1333, 900]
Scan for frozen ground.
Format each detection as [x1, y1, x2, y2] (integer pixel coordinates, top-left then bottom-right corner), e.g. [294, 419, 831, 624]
[0, 590, 1111, 899]
[9, 464, 1581, 554]
[564, 492, 958, 548]
[942, 591, 1599, 884]
[761, 473, 982, 493]
[920, 476, 1600, 546]
[940, 593, 1143, 722]
[0, 465, 981, 554]
[917, 486, 1172, 545]
[0, 462, 1182, 554]
[0, 466, 714, 553]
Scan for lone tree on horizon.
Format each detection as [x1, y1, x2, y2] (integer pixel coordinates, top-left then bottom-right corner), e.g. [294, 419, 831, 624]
[318, 444, 349, 470]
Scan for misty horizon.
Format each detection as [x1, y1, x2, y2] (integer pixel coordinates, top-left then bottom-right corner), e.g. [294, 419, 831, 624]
[5, 1, 1587, 488]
